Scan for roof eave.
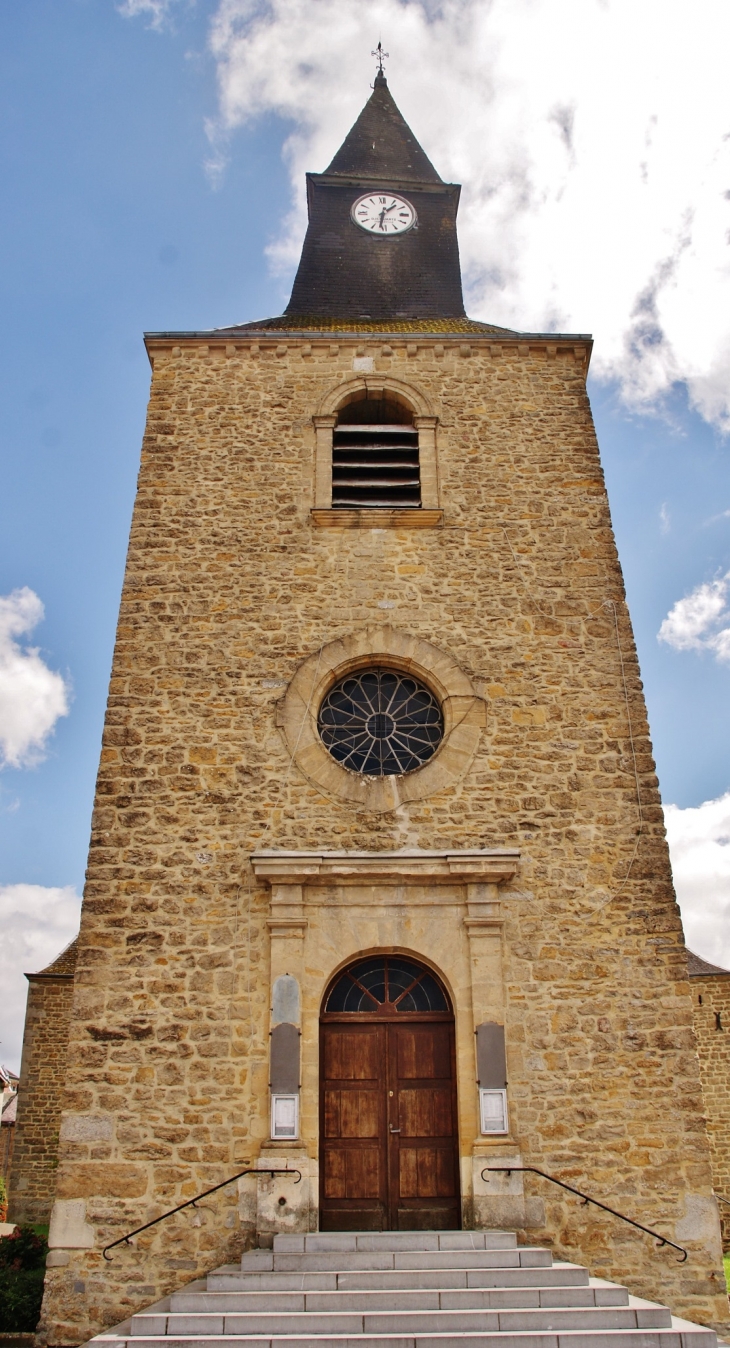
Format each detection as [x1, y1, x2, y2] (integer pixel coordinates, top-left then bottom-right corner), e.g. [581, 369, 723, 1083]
[144, 328, 593, 343]
[308, 172, 461, 191]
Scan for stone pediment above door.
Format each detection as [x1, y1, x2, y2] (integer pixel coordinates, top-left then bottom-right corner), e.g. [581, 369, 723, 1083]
[251, 849, 520, 886]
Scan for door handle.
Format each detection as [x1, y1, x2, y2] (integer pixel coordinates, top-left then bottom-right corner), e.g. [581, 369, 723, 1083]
[389, 1126, 401, 1133]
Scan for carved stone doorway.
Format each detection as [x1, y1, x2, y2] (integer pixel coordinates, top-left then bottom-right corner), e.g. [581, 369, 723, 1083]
[320, 955, 460, 1231]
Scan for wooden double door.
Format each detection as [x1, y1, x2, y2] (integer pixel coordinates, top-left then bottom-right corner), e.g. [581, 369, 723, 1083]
[320, 1017, 460, 1230]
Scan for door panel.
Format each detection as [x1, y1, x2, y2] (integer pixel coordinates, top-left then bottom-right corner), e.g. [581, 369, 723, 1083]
[321, 1015, 460, 1231]
[342, 1089, 381, 1137]
[399, 1143, 455, 1197]
[396, 1024, 451, 1078]
[320, 1023, 388, 1230]
[399, 1086, 453, 1136]
[324, 1146, 382, 1199]
[324, 1027, 382, 1080]
[324, 1088, 381, 1138]
[398, 1147, 447, 1197]
[388, 1022, 459, 1230]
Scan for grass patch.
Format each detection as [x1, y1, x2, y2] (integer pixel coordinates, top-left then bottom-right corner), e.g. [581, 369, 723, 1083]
[0, 1227, 48, 1333]
[723, 1253, 730, 1292]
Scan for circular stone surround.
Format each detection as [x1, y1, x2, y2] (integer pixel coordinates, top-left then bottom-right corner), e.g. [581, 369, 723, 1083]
[275, 626, 486, 813]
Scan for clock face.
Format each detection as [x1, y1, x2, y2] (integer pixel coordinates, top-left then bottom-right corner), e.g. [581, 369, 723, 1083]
[351, 192, 417, 236]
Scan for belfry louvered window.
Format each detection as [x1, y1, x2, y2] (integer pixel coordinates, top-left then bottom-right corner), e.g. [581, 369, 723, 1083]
[332, 396, 420, 509]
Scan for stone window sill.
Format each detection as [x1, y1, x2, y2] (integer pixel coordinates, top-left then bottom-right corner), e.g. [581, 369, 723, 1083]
[311, 508, 443, 529]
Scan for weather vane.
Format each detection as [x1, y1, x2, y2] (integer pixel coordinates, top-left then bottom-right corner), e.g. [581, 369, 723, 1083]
[371, 42, 389, 75]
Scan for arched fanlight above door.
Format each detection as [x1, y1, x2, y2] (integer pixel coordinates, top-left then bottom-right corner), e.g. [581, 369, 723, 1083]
[324, 955, 450, 1015]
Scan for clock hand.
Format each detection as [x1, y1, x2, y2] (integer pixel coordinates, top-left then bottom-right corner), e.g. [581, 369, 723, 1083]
[378, 203, 398, 230]
[380, 202, 399, 230]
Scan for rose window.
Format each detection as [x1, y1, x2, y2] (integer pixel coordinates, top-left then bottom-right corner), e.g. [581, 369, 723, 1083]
[318, 667, 443, 776]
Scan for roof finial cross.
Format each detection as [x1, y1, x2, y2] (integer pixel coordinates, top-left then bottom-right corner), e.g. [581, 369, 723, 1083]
[371, 41, 389, 76]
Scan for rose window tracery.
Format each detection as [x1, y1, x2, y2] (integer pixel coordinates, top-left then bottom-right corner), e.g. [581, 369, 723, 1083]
[318, 668, 443, 776]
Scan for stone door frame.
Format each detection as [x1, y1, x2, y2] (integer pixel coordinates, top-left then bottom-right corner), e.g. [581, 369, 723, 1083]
[250, 847, 530, 1237]
[320, 954, 460, 1232]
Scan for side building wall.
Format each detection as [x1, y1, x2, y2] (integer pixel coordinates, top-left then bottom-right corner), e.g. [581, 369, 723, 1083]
[1, 1097, 16, 1185]
[690, 959, 730, 1247]
[8, 940, 78, 1227]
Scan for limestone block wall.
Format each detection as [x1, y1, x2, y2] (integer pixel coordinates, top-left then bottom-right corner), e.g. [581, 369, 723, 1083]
[9, 940, 78, 1226]
[689, 959, 730, 1245]
[38, 333, 728, 1343]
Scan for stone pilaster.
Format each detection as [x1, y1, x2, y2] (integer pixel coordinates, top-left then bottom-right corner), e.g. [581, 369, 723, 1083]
[463, 885, 527, 1230]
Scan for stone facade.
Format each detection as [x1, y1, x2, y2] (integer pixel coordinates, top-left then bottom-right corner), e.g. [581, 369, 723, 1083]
[689, 951, 730, 1247]
[37, 333, 729, 1344]
[8, 939, 78, 1226]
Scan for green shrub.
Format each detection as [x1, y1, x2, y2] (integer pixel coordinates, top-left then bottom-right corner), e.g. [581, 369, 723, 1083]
[0, 1226, 48, 1332]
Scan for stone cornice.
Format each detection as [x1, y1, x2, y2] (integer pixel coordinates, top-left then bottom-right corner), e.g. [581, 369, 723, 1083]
[25, 973, 75, 983]
[251, 848, 520, 885]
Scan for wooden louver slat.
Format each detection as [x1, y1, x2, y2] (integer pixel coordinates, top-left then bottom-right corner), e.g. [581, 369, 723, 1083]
[332, 424, 421, 509]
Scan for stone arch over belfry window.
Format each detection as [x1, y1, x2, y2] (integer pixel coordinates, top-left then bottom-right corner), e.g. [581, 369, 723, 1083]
[275, 626, 486, 813]
[312, 376, 440, 513]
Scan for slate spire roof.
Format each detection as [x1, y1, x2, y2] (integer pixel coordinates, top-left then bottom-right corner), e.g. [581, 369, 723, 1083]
[276, 72, 467, 323]
[324, 71, 442, 185]
[195, 74, 531, 335]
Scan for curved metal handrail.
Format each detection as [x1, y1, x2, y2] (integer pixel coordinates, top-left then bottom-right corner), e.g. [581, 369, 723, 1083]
[482, 1165, 687, 1263]
[103, 1167, 301, 1260]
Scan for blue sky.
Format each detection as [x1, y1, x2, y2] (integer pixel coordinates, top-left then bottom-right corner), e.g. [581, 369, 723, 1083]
[1, 0, 729, 1069]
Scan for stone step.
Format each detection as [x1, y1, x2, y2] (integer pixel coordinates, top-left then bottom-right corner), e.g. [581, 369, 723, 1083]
[241, 1250, 553, 1274]
[130, 1302, 673, 1336]
[207, 1265, 593, 1292]
[170, 1284, 629, 1314]
[111, 1323, 718, 1348]
[272, 1235, 519, 1253]
[87, 1232, 718, 1348]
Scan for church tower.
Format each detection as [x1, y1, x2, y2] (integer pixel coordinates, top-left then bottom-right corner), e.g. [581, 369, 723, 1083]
[37, 70, 728, 1344]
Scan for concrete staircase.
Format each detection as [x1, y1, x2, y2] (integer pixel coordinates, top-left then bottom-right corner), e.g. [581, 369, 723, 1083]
[96, 1230, 718, 1348]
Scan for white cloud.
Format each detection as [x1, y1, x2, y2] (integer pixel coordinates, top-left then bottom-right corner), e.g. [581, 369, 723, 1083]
[0, 588, 70, 769]
[658, 571, 730, 662]
[117, 0, 191, 31]
[666, 794, 730, 971]
[659, 503, 670, 535]
[198, 0, 730, 429]
[0, 885, 81, 1074]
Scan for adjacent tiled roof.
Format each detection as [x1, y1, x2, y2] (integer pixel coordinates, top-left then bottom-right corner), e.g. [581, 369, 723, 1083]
[212, 315, 520, 336]
[1, 1094, 17, 1125]
[147, 318, 592, 343]
[687, 948, 730, 977]
[32, 935, 79, 979]
[324, 72, 442, 184]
